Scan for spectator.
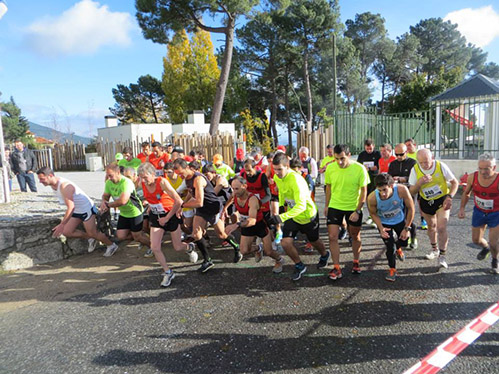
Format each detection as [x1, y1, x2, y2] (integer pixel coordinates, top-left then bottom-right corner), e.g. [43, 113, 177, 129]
[10, 139, 37, 192]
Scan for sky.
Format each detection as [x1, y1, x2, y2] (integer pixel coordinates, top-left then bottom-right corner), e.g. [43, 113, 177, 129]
[0, 0, 498, 139]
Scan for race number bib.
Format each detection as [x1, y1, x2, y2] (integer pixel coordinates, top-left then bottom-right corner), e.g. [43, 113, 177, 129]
[381, 208, 402, 219]
[240, 214, 249, 223]
[363, 161, 374, 168]
[475, 196, 494, 210]
[155, 169, 164, 177]
[285, 199, 296, 208]
[149, 203, 166, 214]
[422, 184, 443, 199]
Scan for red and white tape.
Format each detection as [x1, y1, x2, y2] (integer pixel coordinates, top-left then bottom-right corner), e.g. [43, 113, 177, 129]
[403, 301, 499, 374]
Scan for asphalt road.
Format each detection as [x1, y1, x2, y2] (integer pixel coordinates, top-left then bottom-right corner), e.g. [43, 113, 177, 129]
[1, 172, 498, 373]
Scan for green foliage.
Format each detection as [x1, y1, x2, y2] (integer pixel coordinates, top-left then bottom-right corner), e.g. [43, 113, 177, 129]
[0, 96, 30, 142]
[238, 109, 273, 154]
[110, 75, 166, 123]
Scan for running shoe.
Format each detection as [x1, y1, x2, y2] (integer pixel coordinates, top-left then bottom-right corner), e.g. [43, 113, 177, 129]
[477, 247, 490, 261]
[439, 255, 448, 269]
[351, 261, 361, 274]
[292, 264, 307, 281]
[385, 268, 397, 282]
[421, 218, 428, 230]
[254, 244, 263, 263]
[410, 238, 418, 250]
[144, 248, 154, 258]
[198, 260, 214, 273]
[234, 250, 243, 263]
[103, 242, 119, 257]
[304, 242, 314, 253]
[273, 257, 285, 274]
[339, 227, 348, 240]
[365, 217, 373, 225]
[425, 249, 439, 260]
[396, 248, 405, 262]
[491, 258, 498, 274]
[88, 238, 98, 253]
[274, 230, 283, 244]
[187, 243, 198, 263]
[328, 267, 342, 280]
[160, 270, 175, 287]
[317, 250, 331, 269]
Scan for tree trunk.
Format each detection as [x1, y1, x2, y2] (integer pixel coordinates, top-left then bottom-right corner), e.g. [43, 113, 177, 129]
[209, 20, 235, 135]
[380, 75, 386, 114]
[303, 48, 313, 134]
[270, 77, 279, 146]
[285, 67, 293, 155]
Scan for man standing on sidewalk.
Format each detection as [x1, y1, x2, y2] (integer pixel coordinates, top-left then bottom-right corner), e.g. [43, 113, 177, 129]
[10, 139, 37, 192]
[409, 149, 459, 269]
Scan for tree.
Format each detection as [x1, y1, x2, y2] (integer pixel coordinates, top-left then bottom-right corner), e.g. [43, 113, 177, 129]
[136, 0, 259, 135]
[0, 96, 30, 142]
[110, 75, 166, 123]
[479, 62, 499, 79]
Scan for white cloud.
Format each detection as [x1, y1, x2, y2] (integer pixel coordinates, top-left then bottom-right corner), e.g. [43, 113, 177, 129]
[24, 0, 136, 56]
[444, 6, 499, 48]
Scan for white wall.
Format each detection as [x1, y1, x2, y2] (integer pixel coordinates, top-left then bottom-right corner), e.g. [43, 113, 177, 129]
[172, 123, 235, 137]
[97, 123, 173, 144]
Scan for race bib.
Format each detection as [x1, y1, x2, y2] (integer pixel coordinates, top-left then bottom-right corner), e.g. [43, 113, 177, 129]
[422, 184, 442, 199]
[381, 208, 401, 219]
[363, 161, 374, 168]
[285, 199, 296, 209]
[240, 214, 249, 222]
[155, 169, 164, 177]
[475, 196, 494, 210]
[149, 203, 166, 214]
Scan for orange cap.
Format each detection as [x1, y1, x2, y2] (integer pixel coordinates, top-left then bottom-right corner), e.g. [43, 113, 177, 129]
[213, 154, 223, 163]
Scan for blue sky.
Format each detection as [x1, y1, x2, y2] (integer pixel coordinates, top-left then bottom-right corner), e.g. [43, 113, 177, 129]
[0, 0, 498, 138]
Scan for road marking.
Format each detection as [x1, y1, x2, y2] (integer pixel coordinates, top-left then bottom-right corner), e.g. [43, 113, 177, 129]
[403, 301, 499, 374]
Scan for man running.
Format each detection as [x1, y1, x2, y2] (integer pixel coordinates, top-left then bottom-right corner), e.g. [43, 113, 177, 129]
[173, 158, 241, 272]
[148, 142, 170, 177]
[225, 176, 284, 272]
[325, 144, 370, 280]
[136, 142, 151, 163]
[379, 143, 396, 174]
[100, 163, 150, 256]
[268, 152, 330, 281]
[138, 163, 198, 287]
[357, 139, 381, 226]
[409, 149, 459, 269]
[458, 153, 499, 274]
[119, 147, 142, 171]
[36, 167, 117, 255]
[368, 174, 415, 281]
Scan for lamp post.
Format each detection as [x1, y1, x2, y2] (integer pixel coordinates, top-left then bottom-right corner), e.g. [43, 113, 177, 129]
[0, 1, 9, 203]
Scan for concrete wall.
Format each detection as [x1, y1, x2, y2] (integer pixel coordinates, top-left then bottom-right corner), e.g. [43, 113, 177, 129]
[97, 123, 173, 144]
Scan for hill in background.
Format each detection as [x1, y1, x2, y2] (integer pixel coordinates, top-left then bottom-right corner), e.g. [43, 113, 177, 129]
[28, 121, 93, 145]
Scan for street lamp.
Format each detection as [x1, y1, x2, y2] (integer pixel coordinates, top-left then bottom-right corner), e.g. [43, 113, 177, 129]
[0, 1, 9, 203]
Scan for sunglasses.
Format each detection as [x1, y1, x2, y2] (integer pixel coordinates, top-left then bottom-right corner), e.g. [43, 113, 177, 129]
[395, 152, 406, 156]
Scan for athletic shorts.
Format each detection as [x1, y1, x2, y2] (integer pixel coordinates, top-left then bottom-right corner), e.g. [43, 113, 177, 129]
[472, 207, 499, 228]
[282, 214, 320, 242]
[150, 213, 182, 232]
[241, 220, 269, 238]
[419, 195, 447, 216]
[72, 205, 98, 222]
[270, 194, 279, 202]
[117, 214, 144, 232]
[196, 204, 223, 226]
[326, 208, 363, 227]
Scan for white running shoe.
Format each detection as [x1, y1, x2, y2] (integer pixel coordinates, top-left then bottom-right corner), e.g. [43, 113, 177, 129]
[365, 217, 373, 225]
[103, 242, 119, 257]
[425, 250, 439, 260]
[187, 242, 198, 263]
[439, 255, 448, 269]
[160, 270, 175, 287]
[88, 238, 98, 253]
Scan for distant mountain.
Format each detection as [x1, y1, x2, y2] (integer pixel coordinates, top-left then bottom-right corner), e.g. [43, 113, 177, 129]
[28, 121, 93, 145]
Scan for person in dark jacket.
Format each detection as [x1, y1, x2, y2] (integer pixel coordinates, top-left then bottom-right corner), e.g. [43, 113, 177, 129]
[10, 140, 37, 192]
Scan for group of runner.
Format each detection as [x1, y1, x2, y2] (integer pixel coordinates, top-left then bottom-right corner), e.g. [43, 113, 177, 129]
[36, 138, 499, 287]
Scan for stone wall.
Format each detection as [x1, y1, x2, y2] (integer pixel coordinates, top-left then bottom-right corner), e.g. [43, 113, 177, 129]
[0, 192, 90, 271]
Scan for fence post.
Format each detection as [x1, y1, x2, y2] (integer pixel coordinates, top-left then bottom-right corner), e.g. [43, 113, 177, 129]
[48, 147, 53, 170]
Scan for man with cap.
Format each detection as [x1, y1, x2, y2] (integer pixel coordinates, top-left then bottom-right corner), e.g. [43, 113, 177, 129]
[234, 148, 245, 174]
[213, 154, 236, 180]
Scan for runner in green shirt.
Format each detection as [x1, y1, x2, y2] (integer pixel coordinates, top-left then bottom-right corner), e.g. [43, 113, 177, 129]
[213, 154, 235, 180]
[267, 152, 330, 281]
[324, 144, 369, 280]
[118, 147, 142, 171]
[100, 163, 150, 255]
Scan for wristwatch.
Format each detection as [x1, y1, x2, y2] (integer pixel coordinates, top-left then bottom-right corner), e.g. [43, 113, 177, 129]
[404, 226, 411, 231]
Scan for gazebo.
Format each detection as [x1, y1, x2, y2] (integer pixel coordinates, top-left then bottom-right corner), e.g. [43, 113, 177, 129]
[430, 74, 499, 160]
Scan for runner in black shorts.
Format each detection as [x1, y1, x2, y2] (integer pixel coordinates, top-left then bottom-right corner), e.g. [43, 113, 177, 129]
[225, 177, 284, 273]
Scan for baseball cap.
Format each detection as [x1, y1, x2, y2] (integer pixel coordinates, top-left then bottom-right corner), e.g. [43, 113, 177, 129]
[213, 154, 223, 163]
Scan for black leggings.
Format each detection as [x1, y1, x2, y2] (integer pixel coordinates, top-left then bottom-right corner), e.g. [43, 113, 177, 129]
[382, 220, 409, 268]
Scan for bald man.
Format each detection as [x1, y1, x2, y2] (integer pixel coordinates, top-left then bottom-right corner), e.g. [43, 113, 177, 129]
[409, 149, 458, 269]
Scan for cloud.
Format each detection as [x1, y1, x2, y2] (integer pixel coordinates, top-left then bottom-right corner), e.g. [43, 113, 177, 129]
[444, 6, 499, 48]
[24, 0, 136, 56]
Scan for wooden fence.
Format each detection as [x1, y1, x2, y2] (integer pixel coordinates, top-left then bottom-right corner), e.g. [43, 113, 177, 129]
[97, 131, 245, 166]
[33, 142, 87, 171]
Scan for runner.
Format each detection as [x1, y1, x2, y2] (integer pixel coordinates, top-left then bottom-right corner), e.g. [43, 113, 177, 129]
[368, 173, 415, 281]
[225, 176, 285, 272]
[299, 146, 318, 184]
[138, 162, 198, 287]
[233, 148, 245, 174]
[173, 158, 241, 272]
[409, 149, 459, 269]
[268, 152, 330, 281]
[325, 144, 370, 280]
[265, 151, 283, 245]
[164, 162, 194, 237]
[36, 167, 118, 255]
[118, 147, 142, 171]
[318, 144, 336, 183]
[148, 141, 169, 177]
[378, 143, 396, 174]
[357, 138, 381, 226]
[100, 163, 150, 256]
[213, 154, 236, 180]
[458, 153, 499, 274]
[388, 143, 418, 249]
[136, 142, 151, 163]
[405, 138, 428, 230]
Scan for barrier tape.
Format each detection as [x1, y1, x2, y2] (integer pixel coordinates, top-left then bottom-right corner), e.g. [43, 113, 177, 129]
[403, 301, 499, 374]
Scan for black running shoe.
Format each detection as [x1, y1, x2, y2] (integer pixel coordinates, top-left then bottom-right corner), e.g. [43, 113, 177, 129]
[477, 247, 490, 261]
[198, 260, 214, 273]
[292, 265, 307, 281]
[317, 250, 331, 269]
[233, 251, 243, 263]
[339, 227, 348, 240]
